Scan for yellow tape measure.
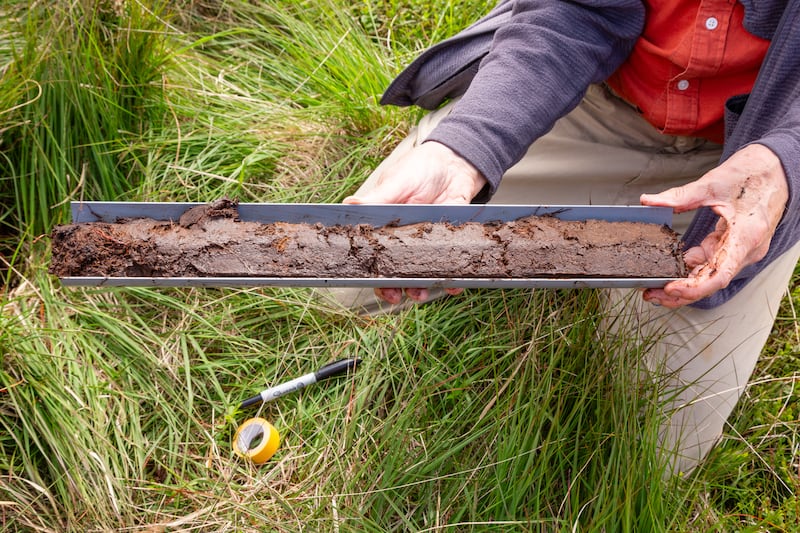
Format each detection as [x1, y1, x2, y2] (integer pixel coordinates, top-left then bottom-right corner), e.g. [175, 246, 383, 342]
[233, 417, 280, 464]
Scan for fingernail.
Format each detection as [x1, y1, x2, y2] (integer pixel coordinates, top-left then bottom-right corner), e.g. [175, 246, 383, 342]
[643, 292, 661, 306]
[406, 288, 428, 302]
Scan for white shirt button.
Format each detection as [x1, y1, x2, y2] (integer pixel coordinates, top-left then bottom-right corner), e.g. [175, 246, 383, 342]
[677, 79, 690, 91]
[705, 17, 719, 30]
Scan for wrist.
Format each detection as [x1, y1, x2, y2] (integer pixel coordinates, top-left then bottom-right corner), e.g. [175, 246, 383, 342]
[423, 141, 488, 199]
[747, 143, 788, 198]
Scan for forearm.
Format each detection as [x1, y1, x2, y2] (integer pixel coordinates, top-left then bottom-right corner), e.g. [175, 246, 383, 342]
[685, 12, 800, 302]
[680, 1, 800, 308]
[754, 120, 800, 232]
[425, 0, 645, 195]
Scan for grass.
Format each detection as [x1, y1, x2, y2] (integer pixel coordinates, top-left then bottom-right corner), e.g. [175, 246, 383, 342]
[1, 0, 798, 531]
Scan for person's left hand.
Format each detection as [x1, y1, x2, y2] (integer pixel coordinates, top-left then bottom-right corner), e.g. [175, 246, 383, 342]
[640, 143, 788, 308]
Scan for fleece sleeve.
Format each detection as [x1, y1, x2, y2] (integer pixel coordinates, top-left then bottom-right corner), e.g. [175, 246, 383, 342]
[682, 1, 800, 309]
[424, 0, 645, 194]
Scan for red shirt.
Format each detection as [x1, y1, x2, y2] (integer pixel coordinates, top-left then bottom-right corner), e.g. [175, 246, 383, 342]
[606, 0, 770, 142]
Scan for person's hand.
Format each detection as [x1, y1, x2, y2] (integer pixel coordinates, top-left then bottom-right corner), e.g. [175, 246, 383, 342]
[640, 143, 788, 308]
[344, 141, 487, 205]
[345, 141, 487, 304]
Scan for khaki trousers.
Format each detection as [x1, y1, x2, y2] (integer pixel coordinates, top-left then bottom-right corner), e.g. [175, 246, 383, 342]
[323, 84, 800, 475]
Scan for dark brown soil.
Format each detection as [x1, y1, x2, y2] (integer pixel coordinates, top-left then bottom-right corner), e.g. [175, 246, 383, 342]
[48, 201, 686, 279]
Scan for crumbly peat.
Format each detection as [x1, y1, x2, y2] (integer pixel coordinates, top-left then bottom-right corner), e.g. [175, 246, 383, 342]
[49, 202, 686, 279]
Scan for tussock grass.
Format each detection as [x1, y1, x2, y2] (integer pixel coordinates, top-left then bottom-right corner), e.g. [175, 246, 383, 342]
[1, 1, 169, 239]
[1, 0, 798, 531]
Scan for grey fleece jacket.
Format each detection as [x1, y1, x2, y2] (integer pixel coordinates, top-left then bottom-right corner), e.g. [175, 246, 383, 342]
[381, 0, 800, 309]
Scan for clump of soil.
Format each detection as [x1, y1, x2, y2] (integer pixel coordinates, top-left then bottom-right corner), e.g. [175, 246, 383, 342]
[49, 199, 686, 279]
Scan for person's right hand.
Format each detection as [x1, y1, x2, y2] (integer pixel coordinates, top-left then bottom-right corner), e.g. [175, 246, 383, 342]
[344, 141, 487, 205]
[344, 141, 487, 304]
